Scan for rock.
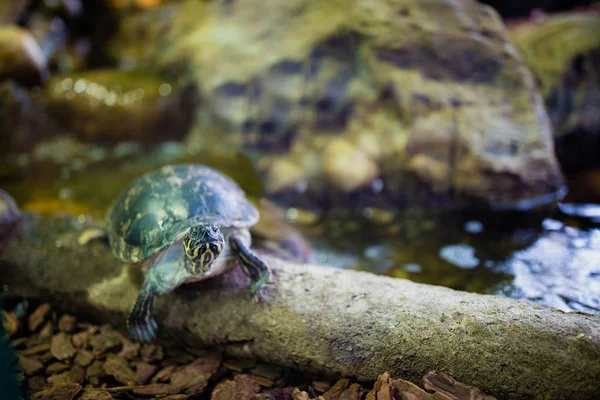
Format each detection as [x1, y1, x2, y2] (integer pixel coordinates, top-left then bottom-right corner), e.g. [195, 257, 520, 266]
[154, 0, 565, 212]
[0, 26, 48, 86]
[107, 4, 180, 70]
[323, 138, 379, 192]
[0, 81, 55, 160]
[40, 70, 195, 143]
[0, 0, 28, 25]
[509, 10, 600, 172]
[0, 189, 21, 241]
[251, 199, 312, 262]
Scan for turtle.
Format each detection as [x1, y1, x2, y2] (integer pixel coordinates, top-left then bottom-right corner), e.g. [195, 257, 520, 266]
[105, 163, 271, 342]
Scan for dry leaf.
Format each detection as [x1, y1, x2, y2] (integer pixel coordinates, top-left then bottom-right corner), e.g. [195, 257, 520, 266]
[133, 383, 174, 396]
[322, 380, 364, 400]
[72, 331, 90, 348]
[119, 337, 140, 359]
[69, 364, 86, 384]
[50, 333, 76, 360]
[39, 321, 54, 337]
[134, 361, 157, 385]
[74, 349, 95, 367]
[211, 375, 261, 400]
[393, 378, 438, 400]
[37, 350, 55, 364]
[46, 362, 70, 374]
[28, 375, 50, 394]
[423, 371, 496, 400]
[153, 364, 178, 382]
[257, 387, 300, 400]
[2, 310, 20, 336]
[141, 343, 164, 362]
[170, 352, 222, 394]
[79, 389, 115, 400]
[247, 374, 275, 388]
[292, 388, 311, 400]
[90, 331, 121, 355]
[58, 315, 77, 333]
[29, 304, 52, 332]
[86, 360, 106, 381]
[19, 356, 44, 375]
[312, 381, 331, 393]
[31, 383, 82, 400]
[47, 371, 73, 385]
[103, 354, 136, 385]
[160, 395, 192, 400]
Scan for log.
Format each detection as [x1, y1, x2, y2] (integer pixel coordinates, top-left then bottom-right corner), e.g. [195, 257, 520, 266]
[1, 213, 599, 400]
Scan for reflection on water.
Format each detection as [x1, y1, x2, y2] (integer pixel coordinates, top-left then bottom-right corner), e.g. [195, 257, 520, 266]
[1, 138, 599, 315]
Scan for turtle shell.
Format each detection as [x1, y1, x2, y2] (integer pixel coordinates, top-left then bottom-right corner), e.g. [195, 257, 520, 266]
[105, 164, 259, 263]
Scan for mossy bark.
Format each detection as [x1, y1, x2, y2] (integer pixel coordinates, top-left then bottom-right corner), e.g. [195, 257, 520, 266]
[1, 214, 599, 399]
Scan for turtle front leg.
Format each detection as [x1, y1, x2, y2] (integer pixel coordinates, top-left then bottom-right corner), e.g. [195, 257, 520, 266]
[127, 278, 159, 342]
[229, 231, 272, 299]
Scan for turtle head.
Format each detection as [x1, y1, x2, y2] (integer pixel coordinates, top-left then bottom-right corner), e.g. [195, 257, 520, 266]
[183, 224, 224, 274]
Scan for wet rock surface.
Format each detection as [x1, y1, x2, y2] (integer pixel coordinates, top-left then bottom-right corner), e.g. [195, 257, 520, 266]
[0, 0, 29, 25]
[149, 0, 566, 212]
[0, 70, 195, 161]
[0, 26, 48, 86]
[509, 9, 600, 172]
[0, 188, 21, 241]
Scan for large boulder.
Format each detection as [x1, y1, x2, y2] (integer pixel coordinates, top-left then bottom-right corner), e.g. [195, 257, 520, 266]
[144, 0, 565, 212]
[0, 26, 48, 86]
[509, 10, 600, 172]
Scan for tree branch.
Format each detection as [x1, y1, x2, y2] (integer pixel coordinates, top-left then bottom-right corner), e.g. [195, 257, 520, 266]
[1, 214, 599, 399]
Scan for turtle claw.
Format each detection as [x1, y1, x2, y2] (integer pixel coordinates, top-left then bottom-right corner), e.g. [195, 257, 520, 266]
[250, 278, 265, 297]
[128, 316, 158, 343]
[128, 285, 158, 342]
